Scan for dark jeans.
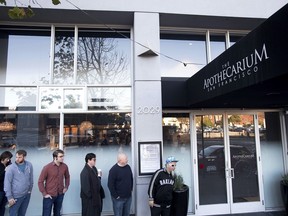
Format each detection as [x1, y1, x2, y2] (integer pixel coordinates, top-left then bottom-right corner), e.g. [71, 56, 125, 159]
[42, 193, 64, 216]
[111, 196, 132, 216]
[9, 193, 31, 216]
[150, 205, 171, 216]
[0, 191, 7, 216]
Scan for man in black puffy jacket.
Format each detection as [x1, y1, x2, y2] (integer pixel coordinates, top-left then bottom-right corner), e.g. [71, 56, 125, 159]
[148, 156, 178, 216]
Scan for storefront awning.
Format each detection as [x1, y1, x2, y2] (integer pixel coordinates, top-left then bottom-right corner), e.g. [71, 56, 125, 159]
[186, 3, 288, 109]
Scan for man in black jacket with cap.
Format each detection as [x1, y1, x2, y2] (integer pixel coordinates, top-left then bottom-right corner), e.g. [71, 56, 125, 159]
[148, 156, 178, 216]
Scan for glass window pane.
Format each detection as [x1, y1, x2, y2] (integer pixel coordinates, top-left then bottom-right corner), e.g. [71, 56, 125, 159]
[0, 87, 37, 111]
[230, 35, 244, 47]
[63, 113, 131, 213]
[64, 88, 84, 109]
[160, 34, 206, 77]
[228, 114, 260, 203]
[162, 113, 192, 212]
[77, 35, 131, 85]
[40, 87, 62, 110]
[210, 35, 226, 61]
[260, 112, 284, 208]
[53, 29, 75, 84]
[2, 33, 50, 85]
[87, 87, 131, 110]
[0, 113, 60, 214]
[196, 114, 227, 205]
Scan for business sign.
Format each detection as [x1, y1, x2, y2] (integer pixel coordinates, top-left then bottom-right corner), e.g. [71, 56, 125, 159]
[187, 3, 288, 106]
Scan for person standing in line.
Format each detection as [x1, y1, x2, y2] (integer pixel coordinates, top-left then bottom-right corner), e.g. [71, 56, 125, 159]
[148, 156, 178, 216]
[38, 149, 70, 216]
[80, 153, 105, 216]
[4, 149, 33, 216]
[108, 152, 133, 216]
[0, 151, 13, 216]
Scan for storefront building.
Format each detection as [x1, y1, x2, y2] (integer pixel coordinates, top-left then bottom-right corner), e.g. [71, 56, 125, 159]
[0, 1, 288, 215]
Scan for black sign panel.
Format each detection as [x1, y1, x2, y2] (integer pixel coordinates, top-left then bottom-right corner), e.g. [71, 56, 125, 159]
[187, 3, 288, 106]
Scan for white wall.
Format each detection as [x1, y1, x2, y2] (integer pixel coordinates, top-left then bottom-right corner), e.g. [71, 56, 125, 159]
[8, 0, 287, 19]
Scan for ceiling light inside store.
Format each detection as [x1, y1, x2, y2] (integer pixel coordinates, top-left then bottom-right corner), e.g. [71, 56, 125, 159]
[80, 121, 93, 131]
[0, 121, 14, 131]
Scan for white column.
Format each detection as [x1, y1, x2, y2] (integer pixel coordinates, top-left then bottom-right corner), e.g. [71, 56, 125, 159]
[133, 12, 162, 216]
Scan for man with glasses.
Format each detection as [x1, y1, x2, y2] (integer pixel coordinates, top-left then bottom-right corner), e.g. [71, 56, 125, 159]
[148, 156, 178, 216]
[38, 149, 70, 216]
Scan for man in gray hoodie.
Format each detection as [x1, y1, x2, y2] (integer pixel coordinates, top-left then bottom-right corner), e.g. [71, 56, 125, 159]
[4, 149, 33, 216]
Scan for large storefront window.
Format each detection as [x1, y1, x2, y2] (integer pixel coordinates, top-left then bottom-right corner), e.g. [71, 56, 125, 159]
[162, 113, 193, 213]
[0, 27, 131, 112]
[63, 113, 131, 214]
[0, 112, 131, 215]
[0, 26, 132, 215]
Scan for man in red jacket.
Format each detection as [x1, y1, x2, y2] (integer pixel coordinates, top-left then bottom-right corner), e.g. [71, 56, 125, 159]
[38, 149, 70, 216]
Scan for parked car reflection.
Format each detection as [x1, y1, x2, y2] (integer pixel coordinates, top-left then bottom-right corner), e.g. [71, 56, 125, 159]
[198, 145, 256, 177]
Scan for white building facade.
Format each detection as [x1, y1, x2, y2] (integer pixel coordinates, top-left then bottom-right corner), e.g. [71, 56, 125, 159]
[0, 1, 288, 215]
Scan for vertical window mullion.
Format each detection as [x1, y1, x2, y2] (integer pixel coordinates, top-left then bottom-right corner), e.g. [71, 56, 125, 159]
[206, 30, 211, 63]
[50, 25, 56, 84]
[226, 31, 230, 49]
[74, 26, 78, 84]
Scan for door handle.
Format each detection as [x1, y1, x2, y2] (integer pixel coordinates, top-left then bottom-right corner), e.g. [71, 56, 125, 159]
[225, 168, 235, 179]
[230, 168, 235, 179]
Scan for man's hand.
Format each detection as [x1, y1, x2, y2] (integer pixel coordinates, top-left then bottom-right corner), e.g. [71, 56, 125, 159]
[63, 188, 68, 193]
[148, 200, 154, 207]
[44, 194, 52, 199]
[8, 198, 16, 207]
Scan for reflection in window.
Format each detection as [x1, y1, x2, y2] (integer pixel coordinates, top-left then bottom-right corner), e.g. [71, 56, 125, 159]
[160, 34, 206, 77]
[53, 29, 75, 84]
[87, 87, 131, 110]
[196, 115, 226, 205]
[210, 34, 226, 61]
[64, 88, 83, 109]
[63, 113, 131, 213]
[77, 33, 131, 85]
[0, 87, 37, 111]
[162, 113, 192, 212]
[40, 87, 62, 110]
[2, 33, 50, 85]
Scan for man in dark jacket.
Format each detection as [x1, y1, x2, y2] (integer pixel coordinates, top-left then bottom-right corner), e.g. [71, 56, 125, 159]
[108, 152, 133, 216]
[148, 156, 178, 216]
[80, 153, 103, 216]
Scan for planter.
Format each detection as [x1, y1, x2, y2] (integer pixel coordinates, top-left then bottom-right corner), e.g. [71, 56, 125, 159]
[280, 181, 288, 214]
[170, 185, 189, 216]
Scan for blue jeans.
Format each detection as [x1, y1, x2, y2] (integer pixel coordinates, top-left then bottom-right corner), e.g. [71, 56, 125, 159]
[42, 194, 64, 216]
[112, 196, 132, 216]
[0, 191, 7, 216]
[9, 193, 31, 216]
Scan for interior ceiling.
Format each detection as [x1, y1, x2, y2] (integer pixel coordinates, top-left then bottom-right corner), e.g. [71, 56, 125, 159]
[189, 73, 288, 109]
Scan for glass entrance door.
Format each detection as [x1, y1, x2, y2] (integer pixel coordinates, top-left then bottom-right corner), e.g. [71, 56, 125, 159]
[194, 113, 264, 215]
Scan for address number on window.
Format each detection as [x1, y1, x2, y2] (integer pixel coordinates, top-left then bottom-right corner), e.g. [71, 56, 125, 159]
[137, 106, 160, 114]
